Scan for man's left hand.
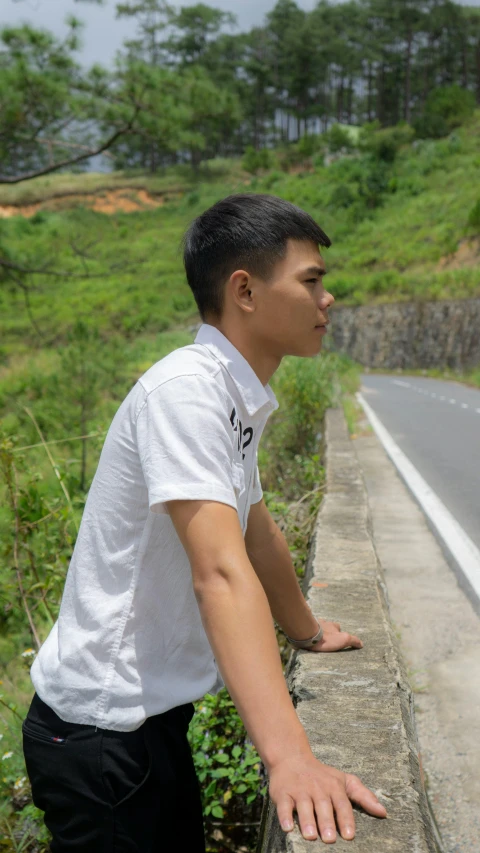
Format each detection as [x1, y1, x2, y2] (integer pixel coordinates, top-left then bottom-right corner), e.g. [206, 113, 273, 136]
[309, 618, 363, 652]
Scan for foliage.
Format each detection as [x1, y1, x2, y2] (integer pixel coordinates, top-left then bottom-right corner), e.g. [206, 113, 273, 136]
[467, 198, 480, 233]
[241, 146, 274, 175]
[413, 85, 477, 140]
[3, 1, 480, 181]
[325, 124, 355, 154]
[359, 122, 415, 162]
[187, 691, 266, 849]
[0, 22, 86, 180]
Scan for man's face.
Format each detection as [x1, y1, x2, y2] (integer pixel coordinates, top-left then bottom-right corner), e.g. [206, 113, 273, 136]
[252, 238, 335, 358]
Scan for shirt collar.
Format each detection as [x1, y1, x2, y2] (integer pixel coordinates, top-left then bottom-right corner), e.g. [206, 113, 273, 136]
[194, 324, 279, 417]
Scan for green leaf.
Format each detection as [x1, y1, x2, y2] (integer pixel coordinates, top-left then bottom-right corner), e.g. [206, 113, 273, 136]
[205, 780, 217, 797]
[211, 805, 224, 819]
[231, 745, 242, 758]
[214, 753, 229, 764]
[211, 768, 231, 779]
[243, 752, 261, 765]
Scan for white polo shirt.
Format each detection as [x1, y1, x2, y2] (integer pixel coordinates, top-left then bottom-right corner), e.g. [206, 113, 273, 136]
[31, 324, 279, 731]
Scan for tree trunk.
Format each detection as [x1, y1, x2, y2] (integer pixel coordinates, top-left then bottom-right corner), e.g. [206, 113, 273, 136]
[377, 63, 384, 124]
[337, 76, 344, 122]
[404, 30, 413, 123]
[367, 61, 373, 122]
[258, 85, 265, 149]
[190, 147, 202, 175]
[476, 37, 480, 104]
[421, 34, 434, 109]
[150, 144, 157, 174]
[347, 76, 353, 124]
[461, 34, 468, 89]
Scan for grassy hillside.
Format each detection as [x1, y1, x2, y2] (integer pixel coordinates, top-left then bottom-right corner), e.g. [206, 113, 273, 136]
[1, 112, 479, 362]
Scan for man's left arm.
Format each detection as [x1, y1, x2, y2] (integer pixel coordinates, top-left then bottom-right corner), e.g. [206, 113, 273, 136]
[245, 499, 363, 652]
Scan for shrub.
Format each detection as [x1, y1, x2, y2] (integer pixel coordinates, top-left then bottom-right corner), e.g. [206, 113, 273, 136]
[276, 143, 303, 172]
[329, 184, 355, 209]
[326, 124, 355, 153]
[296, 133, 324, 158]
[467, 199, 480, 232]
[242, 146, 273, 175]
[358, 162, 390, 208]
[359, 122, 415, 162]
[414, 85, 476, 139]
[329, 277, 357, 300]
[414, 112, 449, 139]
[187, 691, 266, 824]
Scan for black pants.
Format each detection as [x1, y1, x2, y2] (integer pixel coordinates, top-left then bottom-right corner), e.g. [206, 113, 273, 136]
[22, 692, 206, 853]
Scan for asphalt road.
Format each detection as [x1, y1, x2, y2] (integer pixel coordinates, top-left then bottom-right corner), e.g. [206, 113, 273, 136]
[359, 374, 480, 553]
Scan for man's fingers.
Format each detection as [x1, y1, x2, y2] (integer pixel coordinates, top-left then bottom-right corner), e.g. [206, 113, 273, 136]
[295, 797, 319, 840]
[313, 795, 338, 843]
[276, 794, 296, 832]
[316, 632, 363, 652]
[345, 633, 363, 649]
[345, 774, 388, 817]
[334, 631, 362, 650]
[331, 792, 356, 840]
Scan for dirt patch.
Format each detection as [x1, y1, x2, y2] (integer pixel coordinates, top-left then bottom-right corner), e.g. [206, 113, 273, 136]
[0, 188, 173, 218]
[437, 237, 480, 270]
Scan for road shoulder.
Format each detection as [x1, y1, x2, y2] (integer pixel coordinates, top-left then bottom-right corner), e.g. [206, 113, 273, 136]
[353, 426, 480, 853]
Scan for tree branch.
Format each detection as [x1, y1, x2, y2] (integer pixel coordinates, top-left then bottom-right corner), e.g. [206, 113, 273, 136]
[0, 108, 140, 185]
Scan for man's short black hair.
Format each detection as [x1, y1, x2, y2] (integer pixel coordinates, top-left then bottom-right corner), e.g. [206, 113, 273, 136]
[181, 193, 331, 322]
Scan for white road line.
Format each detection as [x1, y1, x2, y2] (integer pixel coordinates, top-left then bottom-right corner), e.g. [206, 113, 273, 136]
[388, 379, 478, 413]
[357, 392, 480, 603]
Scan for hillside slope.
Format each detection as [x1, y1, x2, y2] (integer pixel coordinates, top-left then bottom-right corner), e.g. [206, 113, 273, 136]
[0, 114, 479, 356]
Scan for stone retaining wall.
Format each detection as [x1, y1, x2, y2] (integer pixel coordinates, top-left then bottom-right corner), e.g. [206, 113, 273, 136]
[256, 409, 443, 852]
[330, 299, 480, 369]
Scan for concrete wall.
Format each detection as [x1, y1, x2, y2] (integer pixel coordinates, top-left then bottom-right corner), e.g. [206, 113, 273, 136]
[330, 299, 480, 369]
[257, 409, 443, 853]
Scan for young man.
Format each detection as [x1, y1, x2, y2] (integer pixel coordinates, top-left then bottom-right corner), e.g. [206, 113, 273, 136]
[22, 193, 387, 851]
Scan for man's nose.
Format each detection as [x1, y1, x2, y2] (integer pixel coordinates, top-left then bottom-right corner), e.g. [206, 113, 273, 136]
[319, 289, 335, 308]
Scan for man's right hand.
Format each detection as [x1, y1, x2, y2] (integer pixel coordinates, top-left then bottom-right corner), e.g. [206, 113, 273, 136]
[166, 498, 387, 845]
[268, 753, 387, 843]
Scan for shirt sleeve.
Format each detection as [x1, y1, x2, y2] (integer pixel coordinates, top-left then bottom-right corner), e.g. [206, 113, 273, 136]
[136, 374, 237, 514]
[250, 454, 263, 505]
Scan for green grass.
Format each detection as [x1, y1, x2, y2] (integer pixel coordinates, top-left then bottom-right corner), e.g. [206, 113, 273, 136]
[0, 158, 246, 206]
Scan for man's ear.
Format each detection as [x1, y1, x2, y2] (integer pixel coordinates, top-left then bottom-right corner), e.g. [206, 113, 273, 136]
[229, 270, 256, 315]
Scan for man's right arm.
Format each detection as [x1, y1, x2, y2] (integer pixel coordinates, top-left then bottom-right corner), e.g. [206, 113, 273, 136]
[166, 498, 387, 844]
